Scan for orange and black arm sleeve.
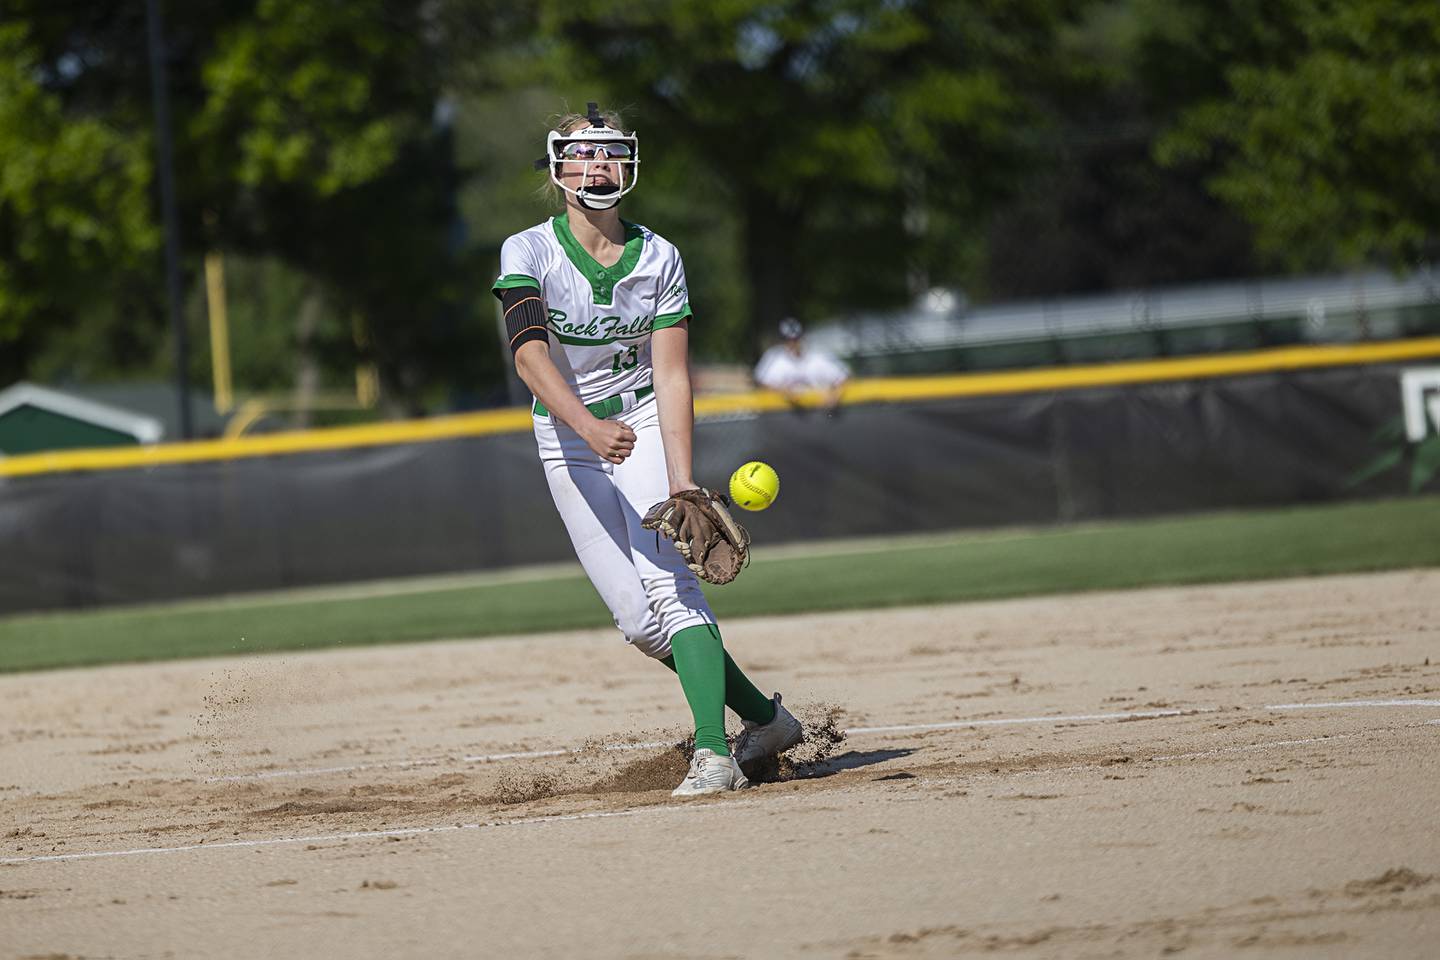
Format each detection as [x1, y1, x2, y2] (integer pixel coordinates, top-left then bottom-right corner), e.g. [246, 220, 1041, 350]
[500, 286, 549, 355]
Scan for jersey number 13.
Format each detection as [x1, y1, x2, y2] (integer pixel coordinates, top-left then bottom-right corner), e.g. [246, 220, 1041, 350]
[611, 345, 639, 375]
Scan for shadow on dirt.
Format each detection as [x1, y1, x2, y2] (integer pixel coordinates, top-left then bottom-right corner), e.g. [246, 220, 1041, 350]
[788, 748, 914, 779]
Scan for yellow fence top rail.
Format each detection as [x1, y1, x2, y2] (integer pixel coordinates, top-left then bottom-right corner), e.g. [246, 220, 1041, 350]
[4, 337, 1439, 478]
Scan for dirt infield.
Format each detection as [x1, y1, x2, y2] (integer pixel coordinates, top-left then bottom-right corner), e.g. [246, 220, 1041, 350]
[3, 570, 1438, 959]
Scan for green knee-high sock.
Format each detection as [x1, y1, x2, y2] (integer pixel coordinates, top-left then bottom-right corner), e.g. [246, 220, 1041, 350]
[667, 624, 730, 756]
[723, 652, 776, 725]
[660, 638, 776, 727]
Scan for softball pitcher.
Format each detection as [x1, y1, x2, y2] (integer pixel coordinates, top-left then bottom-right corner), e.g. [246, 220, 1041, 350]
[492, 104, 803, 797]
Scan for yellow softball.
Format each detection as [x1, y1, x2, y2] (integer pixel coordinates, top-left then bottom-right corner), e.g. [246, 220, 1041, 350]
[729, 461, 779, 511]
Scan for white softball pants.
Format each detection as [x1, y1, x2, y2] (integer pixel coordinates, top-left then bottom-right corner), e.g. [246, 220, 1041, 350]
[534, 390, 716, 659]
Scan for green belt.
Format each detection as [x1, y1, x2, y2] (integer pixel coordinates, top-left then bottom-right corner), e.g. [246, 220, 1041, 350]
[533, 385, 653, 419]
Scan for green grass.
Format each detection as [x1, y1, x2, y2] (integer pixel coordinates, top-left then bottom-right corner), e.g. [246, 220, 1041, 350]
[3, 495, 1438, 673]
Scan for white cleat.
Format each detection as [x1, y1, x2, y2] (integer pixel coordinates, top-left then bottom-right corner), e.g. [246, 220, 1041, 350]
[734, 693, 804, 768]
[671, 748, 750, 798]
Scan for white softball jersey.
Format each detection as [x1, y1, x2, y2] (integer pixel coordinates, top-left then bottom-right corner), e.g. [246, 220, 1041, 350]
[492, 215, 692, 406]
[491, 214, 714, 658]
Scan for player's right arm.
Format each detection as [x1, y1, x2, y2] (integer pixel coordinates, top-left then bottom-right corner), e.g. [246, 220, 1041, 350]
[513, 341, 635, 464]
[494, 233, 634, 463]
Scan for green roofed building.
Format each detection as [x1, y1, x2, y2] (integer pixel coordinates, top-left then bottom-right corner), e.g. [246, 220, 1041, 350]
[0, 382, 163, 457]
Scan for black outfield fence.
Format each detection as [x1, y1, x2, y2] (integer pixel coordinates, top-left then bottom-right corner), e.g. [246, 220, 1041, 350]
[2, 358, 1436, 615]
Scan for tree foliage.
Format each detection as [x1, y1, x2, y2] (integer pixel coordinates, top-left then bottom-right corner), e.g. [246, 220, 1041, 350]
[1157, 0, 1440, 269]
[446, 0, 1085, 357]
[0, 1, 483, 410]
[978, 0, 1263, 298]
[0, 22, 157, 367]
[3, 0, 1437, 409]
[194, 0, 423, 197]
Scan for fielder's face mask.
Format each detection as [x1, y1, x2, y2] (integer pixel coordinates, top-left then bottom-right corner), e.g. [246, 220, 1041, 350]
[535, 103, 640, 210]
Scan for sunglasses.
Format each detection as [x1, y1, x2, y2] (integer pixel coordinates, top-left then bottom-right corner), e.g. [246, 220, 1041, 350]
[559, 141, 634, 160]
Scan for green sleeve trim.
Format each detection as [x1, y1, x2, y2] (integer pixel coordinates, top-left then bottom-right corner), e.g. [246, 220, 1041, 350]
[652, 303, 693, 330]
[491, 274, 541, 298]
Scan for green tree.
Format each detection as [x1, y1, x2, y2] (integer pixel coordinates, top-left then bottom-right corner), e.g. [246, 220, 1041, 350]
[0, 21, 158, 382]
[980, 0, 1265, 299]
[1, 1, 486, 412]
[189, 0, 492, 412]
[1157, 0, 1440, 270]
[446, 0, 1085, 360]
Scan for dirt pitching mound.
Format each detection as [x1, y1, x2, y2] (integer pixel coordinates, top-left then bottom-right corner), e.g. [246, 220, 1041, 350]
[489, 771, 564, 805]
[582, 703, 850, 793]
[741, 702, 847, 784]
[586, 742, 691, 794]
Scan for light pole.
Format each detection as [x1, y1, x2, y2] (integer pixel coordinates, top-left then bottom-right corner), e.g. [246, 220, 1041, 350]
[145, 0, 192, 440]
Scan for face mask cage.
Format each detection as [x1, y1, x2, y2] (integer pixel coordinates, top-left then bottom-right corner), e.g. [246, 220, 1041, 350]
[541, 126, 641, 210]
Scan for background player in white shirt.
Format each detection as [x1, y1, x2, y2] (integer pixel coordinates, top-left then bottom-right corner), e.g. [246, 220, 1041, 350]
[492, 105, 803, 796]
[754, 317, 851, 413]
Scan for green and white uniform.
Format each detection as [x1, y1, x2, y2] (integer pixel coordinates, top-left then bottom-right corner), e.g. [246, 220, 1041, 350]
[493, 113, 788, 785]
[492, 214, 709, 660]
[494, 215, 691, 407]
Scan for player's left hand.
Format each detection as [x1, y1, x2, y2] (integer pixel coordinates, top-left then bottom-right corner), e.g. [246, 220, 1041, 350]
[641, 488, 752, 585]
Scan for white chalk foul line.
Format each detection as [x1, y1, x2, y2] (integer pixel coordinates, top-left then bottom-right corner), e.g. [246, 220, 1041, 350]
[462, 712, 1213, 765]
[9, 714, 1435, 868]
[204, 741, 675, 783]
[201, 699, 1440, 785]
[464, 739, 672, 764]
[845, 707, 1216, 736]
[203, 709, 1215, 784]
[206, 757, 448, 783]
[0, 808, 650, 866]
[1265, 698, 1440, 710]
